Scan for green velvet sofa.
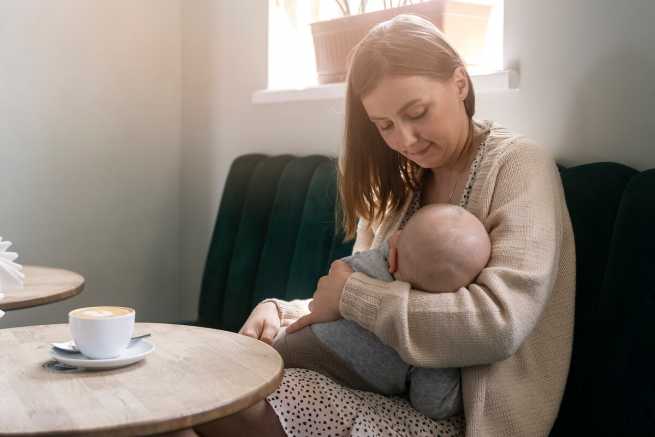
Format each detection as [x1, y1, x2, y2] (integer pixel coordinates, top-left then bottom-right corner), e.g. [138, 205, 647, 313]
[194, 154, 654, 436]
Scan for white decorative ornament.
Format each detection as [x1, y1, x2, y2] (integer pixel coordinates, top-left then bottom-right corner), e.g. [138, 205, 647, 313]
[0, 236, 24, 293]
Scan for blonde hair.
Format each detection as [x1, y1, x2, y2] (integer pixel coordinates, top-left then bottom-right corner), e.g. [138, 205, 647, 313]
[338, 14, 475, 239]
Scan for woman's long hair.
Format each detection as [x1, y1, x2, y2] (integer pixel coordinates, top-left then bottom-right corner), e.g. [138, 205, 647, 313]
[339, 14, 475, 240]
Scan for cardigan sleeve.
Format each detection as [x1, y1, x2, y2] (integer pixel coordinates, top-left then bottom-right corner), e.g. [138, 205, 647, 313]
[261, 218, 374, 325]
[260, 298, 311, 327]
[339, 142, 566, 368]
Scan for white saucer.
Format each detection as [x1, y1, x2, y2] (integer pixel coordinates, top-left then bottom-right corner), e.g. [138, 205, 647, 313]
[49, 340, 155, 369]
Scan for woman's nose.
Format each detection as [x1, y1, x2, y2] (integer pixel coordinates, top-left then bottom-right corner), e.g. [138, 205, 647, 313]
[393, 123, 418, 150]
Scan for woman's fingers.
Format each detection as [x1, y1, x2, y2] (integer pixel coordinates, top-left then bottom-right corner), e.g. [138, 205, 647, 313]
[239, 312, 264, 338]
[329, 260, 353, 274]
[238, 301, 281, 341]
[260, 320, 278, 345]
[239, 322, 261, 339]
[286, 313, 313, 334]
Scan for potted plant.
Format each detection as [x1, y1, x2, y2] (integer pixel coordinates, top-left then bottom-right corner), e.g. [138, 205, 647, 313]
[310, 0, 446, 84]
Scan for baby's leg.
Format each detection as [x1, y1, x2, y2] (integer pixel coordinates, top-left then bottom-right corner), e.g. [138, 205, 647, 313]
[311, 319, 409, 395]
[408, 367, 463, 420]
[272, 326, 375, 391]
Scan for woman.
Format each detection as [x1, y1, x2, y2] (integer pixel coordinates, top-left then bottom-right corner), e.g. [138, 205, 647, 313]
[171, 14, 575, 437]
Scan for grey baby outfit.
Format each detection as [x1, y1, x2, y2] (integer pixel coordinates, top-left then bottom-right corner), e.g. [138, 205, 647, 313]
[310, 241, 463, 420]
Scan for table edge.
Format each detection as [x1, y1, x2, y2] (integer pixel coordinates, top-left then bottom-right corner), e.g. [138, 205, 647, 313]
[0, 266, 85, 311]
[0, 282, 84, 311]
[0, 323, 286, 436]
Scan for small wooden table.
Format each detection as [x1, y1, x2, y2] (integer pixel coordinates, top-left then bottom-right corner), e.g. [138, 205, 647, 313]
[0, 323, 283, 436]
[0, 265, 84, 311]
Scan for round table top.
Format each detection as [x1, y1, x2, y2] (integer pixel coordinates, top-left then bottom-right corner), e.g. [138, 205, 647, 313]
[0, 265, 84, 311]
[0, 323, 284, 436]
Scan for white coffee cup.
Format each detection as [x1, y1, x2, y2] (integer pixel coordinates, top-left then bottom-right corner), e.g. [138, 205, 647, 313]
[69, 306, 135, 359]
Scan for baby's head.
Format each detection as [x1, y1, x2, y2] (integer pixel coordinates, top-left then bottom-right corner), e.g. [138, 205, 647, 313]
[389, 204, 491, 292]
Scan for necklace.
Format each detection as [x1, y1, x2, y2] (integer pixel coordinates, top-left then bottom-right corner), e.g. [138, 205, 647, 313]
[446, 148, 472, 204]
[426, 122, 480, 205]
[447, 175, 460, 204]
[446, 129, 478, 204]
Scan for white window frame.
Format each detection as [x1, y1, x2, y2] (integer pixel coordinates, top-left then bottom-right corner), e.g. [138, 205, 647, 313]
[254, 0, 516, 104]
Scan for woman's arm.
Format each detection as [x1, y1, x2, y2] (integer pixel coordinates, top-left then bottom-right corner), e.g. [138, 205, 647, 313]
[340, 142, 567, 368]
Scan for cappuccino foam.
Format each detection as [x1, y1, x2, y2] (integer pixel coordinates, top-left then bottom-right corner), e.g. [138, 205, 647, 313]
[71, 306, 133, 319]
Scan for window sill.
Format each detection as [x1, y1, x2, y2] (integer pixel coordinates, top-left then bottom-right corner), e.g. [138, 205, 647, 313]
[252, 70, 518, 104]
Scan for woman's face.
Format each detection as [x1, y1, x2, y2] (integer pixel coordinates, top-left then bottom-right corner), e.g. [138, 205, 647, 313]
[361, 70, 470, 170]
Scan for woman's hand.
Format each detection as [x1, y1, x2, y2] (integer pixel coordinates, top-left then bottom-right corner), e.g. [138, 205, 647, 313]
[286, 260, 354, 334]
[238, 301, 281, 345]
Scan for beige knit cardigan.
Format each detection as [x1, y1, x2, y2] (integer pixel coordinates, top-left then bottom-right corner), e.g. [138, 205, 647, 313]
[268, 121, 576, 437]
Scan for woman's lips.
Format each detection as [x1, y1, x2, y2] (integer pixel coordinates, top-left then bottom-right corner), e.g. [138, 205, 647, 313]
[408, 143, 433, 156]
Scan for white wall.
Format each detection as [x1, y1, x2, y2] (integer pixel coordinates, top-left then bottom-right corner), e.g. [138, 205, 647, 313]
[500, 0, 655, 166]
[178, 0, 655, 320]
[0, 1, 181, 326]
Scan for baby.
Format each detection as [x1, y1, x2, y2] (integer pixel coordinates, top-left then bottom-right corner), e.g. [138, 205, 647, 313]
[273, 204, 491, 420]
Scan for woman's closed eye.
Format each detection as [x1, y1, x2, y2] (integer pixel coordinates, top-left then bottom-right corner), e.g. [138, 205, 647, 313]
[406, 107, 427, 120]
[374, 109, 426, 132]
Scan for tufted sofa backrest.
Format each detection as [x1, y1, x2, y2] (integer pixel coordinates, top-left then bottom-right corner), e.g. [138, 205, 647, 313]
[197, 154, 654, 435]
[196, 155, 353, 332]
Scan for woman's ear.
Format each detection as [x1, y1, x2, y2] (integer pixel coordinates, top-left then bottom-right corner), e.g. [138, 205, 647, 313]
[452, 66, 469, 101]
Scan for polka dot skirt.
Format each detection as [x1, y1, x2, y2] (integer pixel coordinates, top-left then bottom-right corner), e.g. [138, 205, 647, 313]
[267, 368, 465, 437]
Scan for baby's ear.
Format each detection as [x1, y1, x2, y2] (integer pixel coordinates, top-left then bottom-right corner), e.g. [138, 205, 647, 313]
[388, 231, 402, 273]
[389, 233, 399, 273]
[388, 245, 398, 273]
[389, 231, 402, 249]
[389, 230, 401, 246]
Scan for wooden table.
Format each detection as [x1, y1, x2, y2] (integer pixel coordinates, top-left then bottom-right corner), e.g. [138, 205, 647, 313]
[0, 266, 84, 311]
[0, 323, 284, 436]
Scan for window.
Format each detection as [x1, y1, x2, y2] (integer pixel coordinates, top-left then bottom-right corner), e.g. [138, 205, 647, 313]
[267, 0, 504, 90]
